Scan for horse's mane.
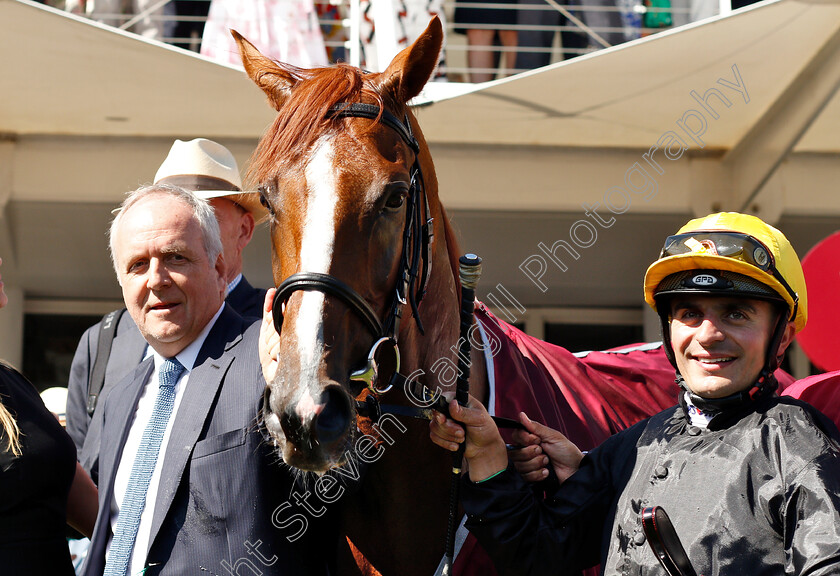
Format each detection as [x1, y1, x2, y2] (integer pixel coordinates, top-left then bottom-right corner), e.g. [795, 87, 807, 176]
[246, 63, 406, 187]
[439, 204, 463, 298]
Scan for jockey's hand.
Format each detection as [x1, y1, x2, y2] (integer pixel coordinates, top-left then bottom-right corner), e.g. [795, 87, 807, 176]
[429, 395, 508, 482]
[508, 441, 549, 484]
[510, 412, 583, 483]
[260, 288, 281, 384]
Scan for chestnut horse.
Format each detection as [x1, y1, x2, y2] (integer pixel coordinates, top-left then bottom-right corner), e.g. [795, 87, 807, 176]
[234, 18, 680, 576]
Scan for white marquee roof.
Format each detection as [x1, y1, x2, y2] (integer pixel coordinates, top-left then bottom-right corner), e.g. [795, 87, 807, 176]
[4, 0, 840, 152]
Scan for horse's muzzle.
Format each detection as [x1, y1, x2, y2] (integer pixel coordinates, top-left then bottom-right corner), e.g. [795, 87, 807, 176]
[279, 385, 352, 455]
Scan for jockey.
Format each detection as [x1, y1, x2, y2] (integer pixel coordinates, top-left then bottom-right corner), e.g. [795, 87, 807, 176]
[643, 211, 808, 419]
[430, 212, 840, 576]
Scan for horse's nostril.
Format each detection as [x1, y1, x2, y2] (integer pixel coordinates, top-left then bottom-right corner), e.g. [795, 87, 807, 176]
[314, 387, 351, 445]
[263, 386, 275, 416]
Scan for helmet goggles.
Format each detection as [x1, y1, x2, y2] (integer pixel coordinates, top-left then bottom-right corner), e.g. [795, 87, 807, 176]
[659, 231, 799, 317]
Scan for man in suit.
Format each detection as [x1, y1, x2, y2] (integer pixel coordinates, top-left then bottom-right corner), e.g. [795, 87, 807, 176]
[83, 184, 332, 576]
[66, 138, 267, 471]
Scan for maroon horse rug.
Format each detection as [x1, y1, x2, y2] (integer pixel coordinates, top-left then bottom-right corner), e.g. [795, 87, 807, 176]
[783, 370, 840, 431]
[473, 303, 679, 450]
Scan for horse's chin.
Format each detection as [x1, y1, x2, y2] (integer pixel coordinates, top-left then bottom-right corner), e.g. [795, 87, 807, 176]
[263, 409, 292, 461]
[281, 438, 354, 473]
[265, 410, 355, 473]
[282, 445, 336, 473]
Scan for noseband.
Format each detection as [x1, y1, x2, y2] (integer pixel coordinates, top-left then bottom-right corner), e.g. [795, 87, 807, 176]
[266, 102, 434, 396]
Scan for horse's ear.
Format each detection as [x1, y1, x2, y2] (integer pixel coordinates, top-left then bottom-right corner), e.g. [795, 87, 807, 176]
[231, 29, 296, 111]
[377, 16, 443, 105]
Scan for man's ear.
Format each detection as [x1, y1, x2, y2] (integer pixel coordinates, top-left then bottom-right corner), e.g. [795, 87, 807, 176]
[775, 320, 797, 364]
[215, 253, 227, 291]
[239, 212, 256, 251]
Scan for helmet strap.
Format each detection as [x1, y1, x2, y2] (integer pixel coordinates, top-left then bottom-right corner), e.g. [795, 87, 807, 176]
[762, 304, 790, 375]
[658, 307, 678, 370]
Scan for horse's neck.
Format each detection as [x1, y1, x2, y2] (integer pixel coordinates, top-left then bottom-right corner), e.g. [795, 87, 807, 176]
[402, 253, 489, 407]
[339, 250, 489, 576]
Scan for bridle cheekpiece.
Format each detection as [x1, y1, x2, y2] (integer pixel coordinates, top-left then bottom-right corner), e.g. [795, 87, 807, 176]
[266, 102, 434, 400]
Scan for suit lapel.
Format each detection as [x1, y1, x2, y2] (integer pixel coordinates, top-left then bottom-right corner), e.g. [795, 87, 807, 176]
[146, 306, 246, 550]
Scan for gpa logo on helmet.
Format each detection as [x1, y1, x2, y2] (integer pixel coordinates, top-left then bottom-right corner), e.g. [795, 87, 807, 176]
[692, 274, 718, 286]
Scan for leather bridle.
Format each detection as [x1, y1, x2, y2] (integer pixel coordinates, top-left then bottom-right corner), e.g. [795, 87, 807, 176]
[261, 102, 436, 405]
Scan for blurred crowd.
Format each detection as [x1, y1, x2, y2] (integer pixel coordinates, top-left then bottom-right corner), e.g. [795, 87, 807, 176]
[31, 0, 757, 82]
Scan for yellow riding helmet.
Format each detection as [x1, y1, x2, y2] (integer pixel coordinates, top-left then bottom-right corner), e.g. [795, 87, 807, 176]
[644, 212, 807, 333]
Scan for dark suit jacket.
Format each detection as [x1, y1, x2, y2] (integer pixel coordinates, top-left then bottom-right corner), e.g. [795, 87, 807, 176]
[82, 305, 335, 576]
[67, 276, 267, 478]
[225, 276, 267, 321]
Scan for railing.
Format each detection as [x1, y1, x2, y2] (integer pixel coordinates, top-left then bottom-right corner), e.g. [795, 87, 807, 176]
[54, 0, 728, 82]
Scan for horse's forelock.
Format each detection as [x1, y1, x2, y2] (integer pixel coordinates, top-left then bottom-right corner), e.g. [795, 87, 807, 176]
[246, 64, 408, 189]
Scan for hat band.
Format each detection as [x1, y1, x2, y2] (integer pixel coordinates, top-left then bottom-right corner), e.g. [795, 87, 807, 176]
[157, 175, 241, 192]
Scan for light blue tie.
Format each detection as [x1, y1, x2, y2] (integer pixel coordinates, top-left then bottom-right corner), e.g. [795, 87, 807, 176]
[104, 358, 185, 576]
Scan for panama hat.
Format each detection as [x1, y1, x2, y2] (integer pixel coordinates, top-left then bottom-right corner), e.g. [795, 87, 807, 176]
[154, 138, 267, 219]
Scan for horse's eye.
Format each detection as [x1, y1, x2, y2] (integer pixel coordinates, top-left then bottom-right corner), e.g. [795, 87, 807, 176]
[258, 185, 273, 212]
[384, 185, 408, 210]
[260, 194, 270, 209]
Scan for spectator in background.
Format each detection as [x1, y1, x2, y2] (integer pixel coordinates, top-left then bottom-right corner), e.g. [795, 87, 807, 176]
[453, 0, 518, 82]
[515, 0, 626, 70]
[200, 0, 328, 67]
[64, 0, 175, 41]
[516, 0, 587, 67]
[356, 0, 448, 79]
[0, 257, 98, 575]
[171, 0, 211, 51]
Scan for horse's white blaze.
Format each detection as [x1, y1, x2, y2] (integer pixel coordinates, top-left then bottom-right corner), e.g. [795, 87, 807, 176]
[296, 139, 338, 388]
